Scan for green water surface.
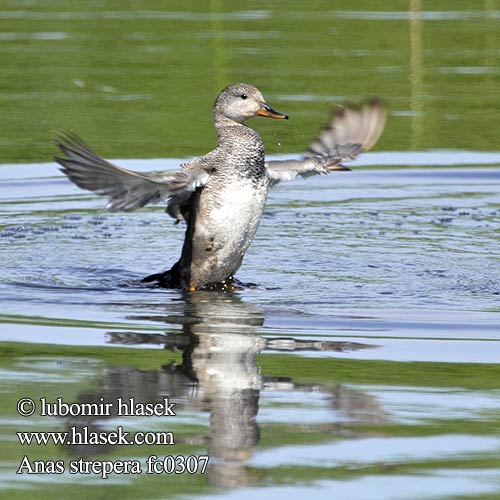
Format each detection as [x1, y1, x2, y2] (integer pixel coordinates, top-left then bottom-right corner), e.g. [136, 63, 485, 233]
[1, 2, 500, 500]
[1, 0, 499, 162]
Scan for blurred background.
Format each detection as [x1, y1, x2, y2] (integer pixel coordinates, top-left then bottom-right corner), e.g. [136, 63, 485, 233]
[1, 0, 499, 162]
[1, 3, 500, 500]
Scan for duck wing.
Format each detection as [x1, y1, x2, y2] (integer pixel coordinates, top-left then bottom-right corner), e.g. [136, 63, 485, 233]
[265, 99, 387, 185]
[55, 133, 209, 212]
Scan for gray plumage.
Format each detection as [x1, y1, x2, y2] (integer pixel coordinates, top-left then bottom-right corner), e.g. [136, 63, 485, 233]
[56, 132, 207, 212]
[55, 84, 387, 290]
[265, 98, 387, 183]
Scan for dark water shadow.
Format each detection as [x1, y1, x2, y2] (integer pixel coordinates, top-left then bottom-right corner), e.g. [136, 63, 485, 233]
[61, 291, 382, 487]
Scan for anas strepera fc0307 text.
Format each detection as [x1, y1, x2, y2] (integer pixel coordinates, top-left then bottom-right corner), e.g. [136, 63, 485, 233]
[55, 83, 387, 291]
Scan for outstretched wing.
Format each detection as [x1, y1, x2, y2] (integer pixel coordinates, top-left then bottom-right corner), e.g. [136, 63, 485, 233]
[265, 99, 387, 185]
[55, 133, 208, 212]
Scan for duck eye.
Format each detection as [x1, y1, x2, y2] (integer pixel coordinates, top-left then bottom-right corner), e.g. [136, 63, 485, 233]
[240, 93, 248, 100]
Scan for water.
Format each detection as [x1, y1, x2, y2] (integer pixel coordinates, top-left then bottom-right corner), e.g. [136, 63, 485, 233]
[1, 1, 500, 499]
[1, 158, 500, 499]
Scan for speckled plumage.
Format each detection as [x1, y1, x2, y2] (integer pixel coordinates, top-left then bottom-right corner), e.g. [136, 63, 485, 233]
[55, 83, 387, 290]
[169, 84, 284, 289]
[177, 121, 269, 288]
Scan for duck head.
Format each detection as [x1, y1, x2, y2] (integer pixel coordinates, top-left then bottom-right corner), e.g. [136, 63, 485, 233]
[214, 83, 288, 124]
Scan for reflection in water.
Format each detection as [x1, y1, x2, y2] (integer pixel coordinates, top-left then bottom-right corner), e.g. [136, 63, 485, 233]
[176, 293, 264, 487]
[483, 0, 498, 71]
[409, 0, 424, 150]
[65, 292, 383, 487]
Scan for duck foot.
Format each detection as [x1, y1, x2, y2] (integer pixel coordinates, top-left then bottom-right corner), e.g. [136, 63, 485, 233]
[141, 271, 176, 288]
[141, 262, 180, 288]
[203, 277, 258, 292]
[141, 266, 258, 291]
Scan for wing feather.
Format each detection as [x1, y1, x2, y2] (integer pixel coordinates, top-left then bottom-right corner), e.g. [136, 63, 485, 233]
[55, 133, 208, 213]
[266, 99, 387, 185]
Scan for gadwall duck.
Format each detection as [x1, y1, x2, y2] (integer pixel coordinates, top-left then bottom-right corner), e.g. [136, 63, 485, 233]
[55, 83, 387, 290]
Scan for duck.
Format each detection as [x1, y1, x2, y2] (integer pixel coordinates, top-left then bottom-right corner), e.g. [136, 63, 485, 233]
[55, 83, 387, 291]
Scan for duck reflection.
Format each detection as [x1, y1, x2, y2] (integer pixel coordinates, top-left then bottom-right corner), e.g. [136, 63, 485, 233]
[180, 293, 264, 486]
[65, 291, 386, 487]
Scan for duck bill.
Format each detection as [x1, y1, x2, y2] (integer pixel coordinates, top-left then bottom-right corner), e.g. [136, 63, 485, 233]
[256, 103, 289, 120]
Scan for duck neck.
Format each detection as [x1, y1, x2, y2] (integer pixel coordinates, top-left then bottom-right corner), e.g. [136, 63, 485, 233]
[213, 116, 266, 179]
[214, 115, 246, 133]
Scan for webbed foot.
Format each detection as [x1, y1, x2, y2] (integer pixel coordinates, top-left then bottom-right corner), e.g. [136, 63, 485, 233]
[141, 262, 180, 288]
